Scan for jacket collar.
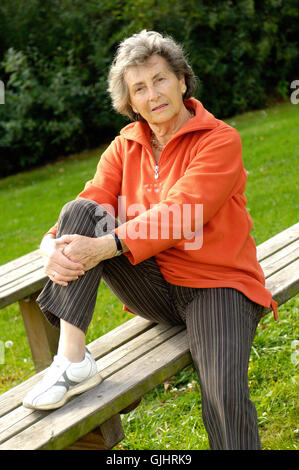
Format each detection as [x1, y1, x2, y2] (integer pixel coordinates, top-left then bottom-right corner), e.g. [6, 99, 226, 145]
[120, 98, 218, 146]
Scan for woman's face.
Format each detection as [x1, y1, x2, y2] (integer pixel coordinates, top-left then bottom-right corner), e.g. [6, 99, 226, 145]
[125, 54, 186, 126]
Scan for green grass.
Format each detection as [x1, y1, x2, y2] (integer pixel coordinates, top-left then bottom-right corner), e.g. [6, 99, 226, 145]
[0, 101, 298, 450]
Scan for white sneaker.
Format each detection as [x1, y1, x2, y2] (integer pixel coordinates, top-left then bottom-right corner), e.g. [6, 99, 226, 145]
[23, 349, 103, 410]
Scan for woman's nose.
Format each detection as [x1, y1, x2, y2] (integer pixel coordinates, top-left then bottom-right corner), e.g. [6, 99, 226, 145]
[148, 86, 159, 101]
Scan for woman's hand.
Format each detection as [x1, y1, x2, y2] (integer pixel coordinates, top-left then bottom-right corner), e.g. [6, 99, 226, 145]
[40, 234, 85, 287]
[55, 233, 118, 272]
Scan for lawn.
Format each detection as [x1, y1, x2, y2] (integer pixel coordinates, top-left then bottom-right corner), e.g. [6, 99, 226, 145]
[0, 100, 298, 450]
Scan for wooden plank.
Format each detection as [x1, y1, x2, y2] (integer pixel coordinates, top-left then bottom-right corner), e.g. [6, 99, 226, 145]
[257, 222, 299, 262]
[0, 250, 42, 276]
[87, 316, 154, 360]
[0, 249, 46, 307]
[120, 398, 142, 414]
[66, 414, 124, 450]
[0, 322, 183, 441]
[97, 324, 185, 381]
[0, 269, 48, 309]
[0, 258, 44, 290]
[260, 241, 299, 278]
[0, 407, 47, 444]
[0, 316, 155, 417]
[90, 322, 182, 368]
[265, 258, 299, 308]
[0, 330, 191, 450]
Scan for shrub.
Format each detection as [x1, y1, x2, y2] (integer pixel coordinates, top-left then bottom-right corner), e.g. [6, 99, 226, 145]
[0, 0, 298, 176]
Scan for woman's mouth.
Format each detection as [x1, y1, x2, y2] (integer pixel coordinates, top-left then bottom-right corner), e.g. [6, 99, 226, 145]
[152, 103, 168, 112]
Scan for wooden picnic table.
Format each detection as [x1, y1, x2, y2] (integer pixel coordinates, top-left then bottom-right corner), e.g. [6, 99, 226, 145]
[0, 222, 298, 449]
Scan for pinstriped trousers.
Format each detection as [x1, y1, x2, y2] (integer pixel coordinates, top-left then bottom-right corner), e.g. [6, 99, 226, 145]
[37, 199, 264, 450]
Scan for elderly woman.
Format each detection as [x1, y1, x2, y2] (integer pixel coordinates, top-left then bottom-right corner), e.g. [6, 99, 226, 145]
[23, 30, 277, 450]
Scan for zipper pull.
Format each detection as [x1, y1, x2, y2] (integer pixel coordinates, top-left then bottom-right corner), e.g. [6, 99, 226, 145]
[154, 165, 159, 179]
[154, 165, 159, 180]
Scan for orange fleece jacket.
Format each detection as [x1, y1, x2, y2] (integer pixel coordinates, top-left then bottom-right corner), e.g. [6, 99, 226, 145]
[48, 98, 277, 317]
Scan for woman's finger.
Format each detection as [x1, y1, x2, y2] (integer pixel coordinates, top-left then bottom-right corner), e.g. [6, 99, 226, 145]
[49, 247, 84, 272]
[48, 271, 68, 287]
[46, 266, 85, 286]
[46, 259, 84, 278]
[55, 234, 76, 245]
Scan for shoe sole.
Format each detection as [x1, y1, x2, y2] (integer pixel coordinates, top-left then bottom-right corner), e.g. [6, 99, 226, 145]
[23, 372, 103, 411]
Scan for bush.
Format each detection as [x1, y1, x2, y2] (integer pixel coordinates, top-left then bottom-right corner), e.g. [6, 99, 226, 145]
[0, 0, 298, 177]
[0, 46, 118, 176]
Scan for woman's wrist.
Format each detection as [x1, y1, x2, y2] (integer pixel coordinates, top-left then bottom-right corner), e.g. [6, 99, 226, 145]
[119, 238, 129, 254]
[107, 232, 129, 257]
[110, 232, 123, 256]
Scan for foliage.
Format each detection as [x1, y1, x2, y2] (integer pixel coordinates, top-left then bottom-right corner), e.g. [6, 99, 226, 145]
[0, 0, 298, 176]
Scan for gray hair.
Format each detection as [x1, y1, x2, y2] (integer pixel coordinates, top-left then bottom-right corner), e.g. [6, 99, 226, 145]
[107, 30, 198, 121]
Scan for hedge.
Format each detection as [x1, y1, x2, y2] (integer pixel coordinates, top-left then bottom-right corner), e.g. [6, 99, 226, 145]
[0, 0, 298, 177]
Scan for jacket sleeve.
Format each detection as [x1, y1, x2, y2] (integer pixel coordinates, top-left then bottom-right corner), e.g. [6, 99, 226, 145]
[78, 137, 123, 212]
[116, 126, 245, 264]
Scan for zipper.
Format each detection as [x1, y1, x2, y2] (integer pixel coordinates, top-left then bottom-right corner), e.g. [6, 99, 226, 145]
[154, 164, 159, 180]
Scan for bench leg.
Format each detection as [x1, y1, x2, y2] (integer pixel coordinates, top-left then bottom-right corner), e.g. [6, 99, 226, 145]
[120, 398, 142, 414]
[19, 292, 59, 371]
[66, 414, 125, 450]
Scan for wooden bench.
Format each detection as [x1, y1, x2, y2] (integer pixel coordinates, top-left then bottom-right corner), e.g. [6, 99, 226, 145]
[0, 222, 298, 450]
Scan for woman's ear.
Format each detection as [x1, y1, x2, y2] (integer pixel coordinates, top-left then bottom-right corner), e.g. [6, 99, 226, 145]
[180, 76, 187, 95]
[130, 102, 138, 114]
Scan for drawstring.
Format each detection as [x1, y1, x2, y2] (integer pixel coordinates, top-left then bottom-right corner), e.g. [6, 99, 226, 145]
[271, 299, 278, 321]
